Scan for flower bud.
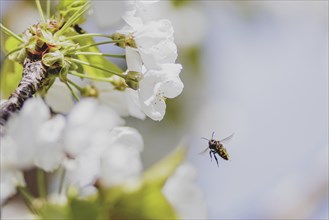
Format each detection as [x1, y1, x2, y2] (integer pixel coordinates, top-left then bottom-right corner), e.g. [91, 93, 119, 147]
[42, 50, 64, 69]
[125, 71, 142, 90]
[81, 85, 99, 98]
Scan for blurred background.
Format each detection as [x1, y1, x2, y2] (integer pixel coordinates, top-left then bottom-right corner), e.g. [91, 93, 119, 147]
[1, 1, 328, 219]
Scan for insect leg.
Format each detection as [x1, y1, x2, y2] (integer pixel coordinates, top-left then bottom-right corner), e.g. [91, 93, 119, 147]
[209, 151, 213, 161]
[214, 154, 219, 167]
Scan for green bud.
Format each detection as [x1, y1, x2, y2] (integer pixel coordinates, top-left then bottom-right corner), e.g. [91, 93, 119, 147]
[42, 50, 64, 69]
[125, 71, 142, 90]
[81, 85, 99, 98]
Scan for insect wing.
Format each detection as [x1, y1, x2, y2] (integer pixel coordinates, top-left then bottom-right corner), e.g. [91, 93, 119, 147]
[199, 147, 209, 155]
[220, 133, 234, 143]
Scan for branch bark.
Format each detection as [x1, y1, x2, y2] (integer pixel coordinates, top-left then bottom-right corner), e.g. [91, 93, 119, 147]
[0, 58, 50, 135]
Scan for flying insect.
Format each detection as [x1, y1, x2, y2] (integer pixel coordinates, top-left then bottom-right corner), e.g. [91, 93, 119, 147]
[200, 132, 234, 166]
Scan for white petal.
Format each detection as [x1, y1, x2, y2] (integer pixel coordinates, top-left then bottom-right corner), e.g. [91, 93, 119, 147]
[157, 63, 184, 98]
[65, 131, 116, 188]
[5, 98, 50, 169]
[126, 89, 146, 119]
[34, 115, 66, 172]
[100, 127, 143, 186]
[135, 20, 174, 48]
[44, 79, 75, 113]
[139, 40, 177, 70]
[0, 168, 25, 205]
[126, 46, 143, 73]
[1, 200, 35, 219]
[65, 155, 100, 188]
[64, 99, 124, 157]
[162, 163, 208, 220]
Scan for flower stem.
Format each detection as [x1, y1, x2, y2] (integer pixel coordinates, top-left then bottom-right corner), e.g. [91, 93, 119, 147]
[68, 58, 125, 78]
[67, 78, 84, 92]
[46, 0, 51, 19]
[74, 40, 125, 51]
[69, 71, 116, 83]
[18, 187, 37, 214]
[65, 81, 80, 101]
[37, 169, 47, 199]
[58, 168, 66, 195]
[74, 51, 125, 59]
[35, 0, 46, 23]
[0, 23, 24, 43]
[55, 2, 90, 38]
[66, 33, 111, 40]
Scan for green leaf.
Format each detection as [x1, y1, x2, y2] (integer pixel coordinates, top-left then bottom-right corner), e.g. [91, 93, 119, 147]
[38, 202, 70, 219]
[57, 0, 89, 25]
[0, 59, 22, 99]
[3, 36, 21, 54]
[103, 146, 186, 220]
[107, 184, 178, 220]
[74, 36, 123, 77]
[69, 196, 104, 219]
[171, 0, 190, 8]
[143, 146, 187, 188]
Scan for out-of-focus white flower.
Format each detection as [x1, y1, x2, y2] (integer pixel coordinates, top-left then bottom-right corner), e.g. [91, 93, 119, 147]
[0, 167, 25, 205]
[45, 78, 75, 113]
[63, 98, 124, 158]
[34, 115, 66, 172]
[99, 127, 144, 186]
[62, 99, 145, 190]
[163, 163, 208, 220]
[1, 199, 36, 219]
[2, 98, 65, 171]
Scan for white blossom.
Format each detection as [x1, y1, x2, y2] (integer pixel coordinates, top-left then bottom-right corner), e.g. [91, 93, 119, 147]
[2, 98, 65, 171]
[99, 127, 144, 186]
[139, 63, 183, 120]
[119, 2, 184, 121]
[63, 98, 124, 158]
[122, 17, 177, 70]
[163, 163, 208, 220]
[0, 166, 25, 205]
[62, 99, 145, 190]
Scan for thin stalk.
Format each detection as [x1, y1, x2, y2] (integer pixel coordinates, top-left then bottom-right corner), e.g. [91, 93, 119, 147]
[69, 71, 116, 83]
[67, 78, 84, 92]
[17, 187, 36, 214]
[46, 0, 51, 19]
[68, 58, 125, 78]
[37, 169, 47, 199]
[35, 0, 46, 23]
[74, 51, 125, 59]
[66, 33, 111, 40]
[65, 81, 80, 101]
[58, 168, 66, 195]
[74, 40, 125, 51]
[55, 2, 90, 38]
[0, 23, 24, 42]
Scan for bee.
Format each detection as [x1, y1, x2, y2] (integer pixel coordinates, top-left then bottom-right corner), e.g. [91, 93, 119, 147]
[200, 132, 234, 166]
